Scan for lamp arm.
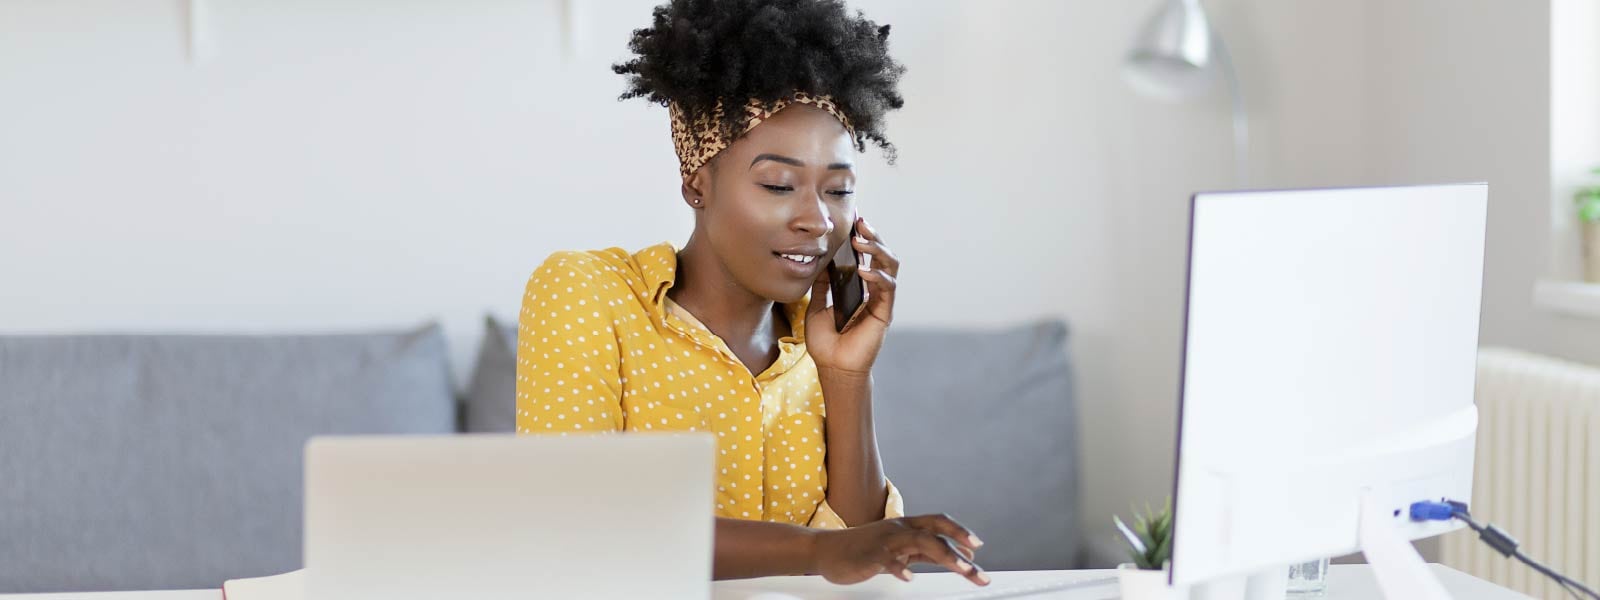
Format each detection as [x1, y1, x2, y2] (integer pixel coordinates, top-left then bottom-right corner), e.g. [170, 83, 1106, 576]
[1212, 35, 1250, 187]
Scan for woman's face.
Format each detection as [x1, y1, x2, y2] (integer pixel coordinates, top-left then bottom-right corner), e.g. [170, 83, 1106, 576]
[694, 105, 859, 304]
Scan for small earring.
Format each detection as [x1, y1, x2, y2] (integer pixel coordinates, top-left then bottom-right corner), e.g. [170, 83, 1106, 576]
[692, 198, 702, 206]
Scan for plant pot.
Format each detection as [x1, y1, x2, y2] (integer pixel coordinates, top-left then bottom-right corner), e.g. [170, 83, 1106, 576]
[1585, 220, 1600, 284]
[1118, 563, 1184, 600]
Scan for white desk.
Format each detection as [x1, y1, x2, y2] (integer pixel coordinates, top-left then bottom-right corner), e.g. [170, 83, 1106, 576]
[713, 565, 1531, 599]
[0, 565, 1531, 599]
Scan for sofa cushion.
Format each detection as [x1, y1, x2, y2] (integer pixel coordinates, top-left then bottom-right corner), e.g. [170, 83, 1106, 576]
[872, 321, 1080, 571]
[463, 316, 517, 433]
[0, 324, 456, 593]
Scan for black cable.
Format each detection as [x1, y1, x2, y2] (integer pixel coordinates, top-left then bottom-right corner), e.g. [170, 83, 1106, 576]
[1450, 506, 1600, 600]
[1453, 513, 1587, 600]
[1452, 515, 1573, 600]
[1513, 548, 1586, 600]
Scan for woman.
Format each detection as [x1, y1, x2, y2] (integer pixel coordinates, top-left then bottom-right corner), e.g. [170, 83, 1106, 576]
[516, 0, 987, 586]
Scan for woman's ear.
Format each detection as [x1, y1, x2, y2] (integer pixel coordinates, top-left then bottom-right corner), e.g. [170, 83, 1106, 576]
[681, 168, 711, 209]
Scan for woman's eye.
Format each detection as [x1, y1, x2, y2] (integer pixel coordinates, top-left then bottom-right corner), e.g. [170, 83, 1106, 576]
[827, 190, 855, 197]
[760, 184, 794, 193]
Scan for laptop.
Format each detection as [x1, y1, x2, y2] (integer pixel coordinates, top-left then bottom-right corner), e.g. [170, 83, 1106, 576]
[302, 433, 715, 600]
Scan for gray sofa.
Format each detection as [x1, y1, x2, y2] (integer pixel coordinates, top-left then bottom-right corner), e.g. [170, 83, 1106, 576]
[0, 318, 1078, 593]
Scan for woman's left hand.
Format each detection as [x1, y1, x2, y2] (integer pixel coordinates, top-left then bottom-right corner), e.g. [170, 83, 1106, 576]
[805, 216, 898, 376]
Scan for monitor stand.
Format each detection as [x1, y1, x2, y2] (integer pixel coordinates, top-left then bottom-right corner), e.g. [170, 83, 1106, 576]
[1188, 493, 1451, 600]
[1357, 492, 1451, 600]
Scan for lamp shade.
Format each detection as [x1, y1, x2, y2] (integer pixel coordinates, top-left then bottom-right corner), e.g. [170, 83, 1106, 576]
[1123, 0, 1215, 101]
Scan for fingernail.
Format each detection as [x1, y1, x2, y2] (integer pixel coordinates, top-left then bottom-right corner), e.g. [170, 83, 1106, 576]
[969, 535, 984, 548]
[961, 560, 975, 574]
[977, 572, 992, 585]
[855, 235, 869, 245]
[901, 568, 914, 581]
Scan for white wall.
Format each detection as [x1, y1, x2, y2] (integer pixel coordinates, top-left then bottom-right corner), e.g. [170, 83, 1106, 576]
[0, 0, 682, 351]
[1365, 0, 1600, 368]
[0, 0, 1402, 560]
[1551, 0, 1600, 284]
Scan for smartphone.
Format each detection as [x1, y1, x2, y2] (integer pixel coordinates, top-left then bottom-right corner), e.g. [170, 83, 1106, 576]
[827, 223, 867, 333]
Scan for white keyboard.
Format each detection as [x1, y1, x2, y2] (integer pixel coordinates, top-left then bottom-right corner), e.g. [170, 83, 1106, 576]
[926, 576, 1118, 599]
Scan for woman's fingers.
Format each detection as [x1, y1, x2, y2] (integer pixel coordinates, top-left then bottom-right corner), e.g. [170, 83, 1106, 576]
[940, 535, 981, 569]
[903, 514, 984, 551]
[890, 530, 989, 586]
[856, 270, 895, 325]
[851, 234, 900, 276]
[885, 556, 914, 582]
[813, 519, 988, 587]
[858, 268, 896, 288]
[950, 542, 975, 562]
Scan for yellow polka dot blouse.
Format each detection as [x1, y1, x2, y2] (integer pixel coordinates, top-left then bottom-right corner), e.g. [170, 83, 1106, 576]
[515, 242, 903, 528]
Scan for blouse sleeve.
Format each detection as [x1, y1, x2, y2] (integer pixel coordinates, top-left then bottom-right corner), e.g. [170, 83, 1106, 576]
[515, 252, 626, 435]
[806, 480, 906, 529]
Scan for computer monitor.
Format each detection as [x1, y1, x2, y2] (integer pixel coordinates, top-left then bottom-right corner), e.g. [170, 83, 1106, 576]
[1170, 184, 1488, 599]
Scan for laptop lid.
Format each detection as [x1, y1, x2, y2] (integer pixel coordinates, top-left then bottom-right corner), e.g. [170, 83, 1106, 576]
[304, 433, 715, 600]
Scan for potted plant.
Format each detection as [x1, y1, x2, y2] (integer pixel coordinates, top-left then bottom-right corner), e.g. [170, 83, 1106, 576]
[1578, 172, 1600, 283]
[1114, 501, 1180, 600]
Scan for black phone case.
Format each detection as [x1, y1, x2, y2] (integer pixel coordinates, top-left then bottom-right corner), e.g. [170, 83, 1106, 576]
[827, 225, 866, 333]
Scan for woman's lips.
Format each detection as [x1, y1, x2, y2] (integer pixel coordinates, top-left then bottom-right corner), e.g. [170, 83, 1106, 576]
[773, 251, 823, 278]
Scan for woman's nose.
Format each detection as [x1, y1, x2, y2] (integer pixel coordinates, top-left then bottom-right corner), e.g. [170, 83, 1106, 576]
[792, 197, 833, 237]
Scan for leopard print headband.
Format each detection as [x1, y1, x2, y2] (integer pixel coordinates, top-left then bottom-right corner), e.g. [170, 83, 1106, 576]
[669, 92, 856, 180]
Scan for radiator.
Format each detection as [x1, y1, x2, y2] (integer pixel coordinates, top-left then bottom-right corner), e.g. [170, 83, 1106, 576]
[1440, 347, 1600, 599]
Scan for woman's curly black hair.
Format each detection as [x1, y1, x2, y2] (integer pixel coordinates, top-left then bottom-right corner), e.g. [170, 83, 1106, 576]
[613, 0, 907, 162]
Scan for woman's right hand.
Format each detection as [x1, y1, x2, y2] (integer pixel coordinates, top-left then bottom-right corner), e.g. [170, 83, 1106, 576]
[809, 514, 990, 586]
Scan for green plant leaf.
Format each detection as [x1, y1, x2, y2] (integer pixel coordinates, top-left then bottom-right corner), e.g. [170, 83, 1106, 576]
[1150, 528, 1172, 562]
[1114, 515, 1148, 555]
[1579, 189, 1600, 206]
[1118, 499, 1175, 569]
[1583, 201, 1600, 223]
[1137, 528, 1157, 556]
